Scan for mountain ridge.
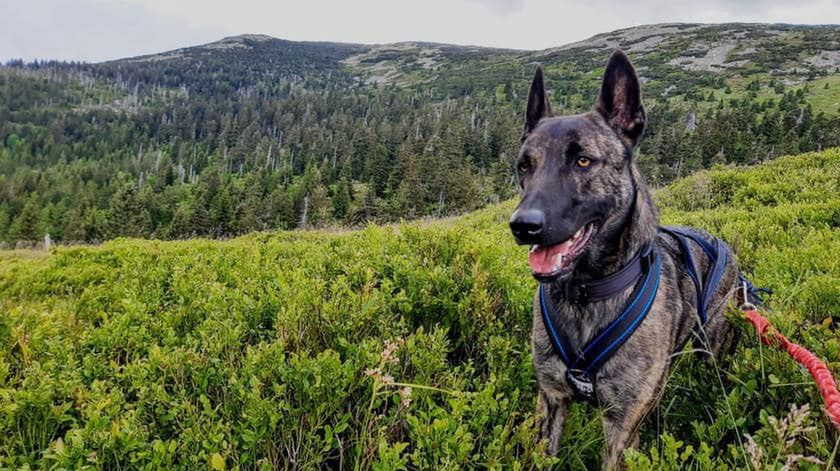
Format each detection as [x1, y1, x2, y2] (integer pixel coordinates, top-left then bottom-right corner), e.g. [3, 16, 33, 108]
[108, 21, 839, 63]
[125, 22, 837, 96]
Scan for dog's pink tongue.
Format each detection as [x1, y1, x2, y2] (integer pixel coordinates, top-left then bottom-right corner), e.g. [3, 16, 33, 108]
[528, 241, 573, 274]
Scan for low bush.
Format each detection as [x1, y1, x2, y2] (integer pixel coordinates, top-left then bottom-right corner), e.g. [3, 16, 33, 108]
[1, 149, 838, 469]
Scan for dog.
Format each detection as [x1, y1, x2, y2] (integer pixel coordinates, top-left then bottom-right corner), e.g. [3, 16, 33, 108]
[509, 51, 741, 470]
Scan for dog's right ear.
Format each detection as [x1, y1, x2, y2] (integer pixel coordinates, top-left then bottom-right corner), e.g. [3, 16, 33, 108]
[595, 50, 646, 147]
[523, 65, 552, 140]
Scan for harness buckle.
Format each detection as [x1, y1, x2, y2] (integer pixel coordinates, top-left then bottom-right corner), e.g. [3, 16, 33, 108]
[566, 369, 596, 402]
[576, 284, 589, 303]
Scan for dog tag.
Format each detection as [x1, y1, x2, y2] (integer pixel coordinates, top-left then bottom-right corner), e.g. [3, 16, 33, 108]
[566, 369, 596, 403]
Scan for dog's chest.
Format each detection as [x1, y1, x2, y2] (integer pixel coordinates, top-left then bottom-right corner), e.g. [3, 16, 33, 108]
[530, 299, 603, 396]
[529, 281, 662, 402]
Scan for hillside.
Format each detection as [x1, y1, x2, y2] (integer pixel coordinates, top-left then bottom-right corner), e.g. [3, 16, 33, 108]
[1, 23, 839, 246]
[345, 23, 840, 98]
[106, 24, 840, 99]
[0, 148, 838, 469]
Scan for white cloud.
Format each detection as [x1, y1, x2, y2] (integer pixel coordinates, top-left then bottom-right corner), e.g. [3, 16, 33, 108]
[0, 0, 222, 62]
[466, 0, 526, 15]
[1, 0, 837, 62]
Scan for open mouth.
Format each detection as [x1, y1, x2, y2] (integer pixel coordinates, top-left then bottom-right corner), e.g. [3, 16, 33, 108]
[528, 222, 597, 279]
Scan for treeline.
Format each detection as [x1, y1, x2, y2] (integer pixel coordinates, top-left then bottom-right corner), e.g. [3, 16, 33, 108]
[1, 58, 838, 246]
[639, 86, 840, 183]
[0, 63, 522, 245]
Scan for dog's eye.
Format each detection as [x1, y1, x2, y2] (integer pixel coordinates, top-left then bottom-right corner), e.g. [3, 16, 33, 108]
[576, 157, 592, 168]
[517, 161, 531, 173]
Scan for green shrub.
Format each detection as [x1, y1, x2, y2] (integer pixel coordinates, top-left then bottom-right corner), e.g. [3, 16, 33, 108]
[1, 149, 838, 469]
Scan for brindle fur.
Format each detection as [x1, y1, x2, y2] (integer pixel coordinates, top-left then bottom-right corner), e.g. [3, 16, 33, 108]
[510, 51, 740, 470]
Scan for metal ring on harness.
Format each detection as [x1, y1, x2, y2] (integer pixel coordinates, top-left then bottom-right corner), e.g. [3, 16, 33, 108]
[739, 280, 757, 311]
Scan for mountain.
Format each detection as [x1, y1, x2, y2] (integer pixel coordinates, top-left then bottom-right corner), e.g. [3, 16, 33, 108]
[102, 23, 840, 99]
[1, 148, 838, 468]
[101, 23, 840, 103]
[0, 23, 839, 245]
[345, 23, 840, 101]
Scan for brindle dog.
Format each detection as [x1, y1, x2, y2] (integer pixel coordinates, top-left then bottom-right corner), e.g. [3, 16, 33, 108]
[509, 51, 740, 470]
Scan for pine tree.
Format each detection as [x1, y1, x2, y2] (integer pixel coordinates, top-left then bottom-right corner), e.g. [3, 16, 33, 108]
[210, 183, 237, 237]
[169, 200, 195, 238]
[63, 206, 87, 242]
[296, 162, 331, 226]
[189, 200, 212, 236]
[8, 197, 41, 242]
[395, 144, 426, 218]
[349, 185, 380, 225]
[332, 161, 353, 220]
[332, 177, 352, 220]
[107, 183, 151, 238]
[0, 203, 10, 242]
[84, 209, 107, 243]
[268, 187, 295, 230]
[308, 186, 332, 227]
[239, 184, 266, 233]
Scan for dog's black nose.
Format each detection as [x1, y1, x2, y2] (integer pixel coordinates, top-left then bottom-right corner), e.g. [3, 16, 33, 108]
[510, 208, 545, 243]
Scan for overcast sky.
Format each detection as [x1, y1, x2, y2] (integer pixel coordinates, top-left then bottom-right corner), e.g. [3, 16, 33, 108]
[2, 0, 838, 62]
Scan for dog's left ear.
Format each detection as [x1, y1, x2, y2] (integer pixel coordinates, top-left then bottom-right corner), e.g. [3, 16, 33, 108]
[523, 65, 552, 140]
[595, 50, 646, 147]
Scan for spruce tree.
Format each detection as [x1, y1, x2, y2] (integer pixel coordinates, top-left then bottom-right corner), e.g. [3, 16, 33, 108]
[239, 184, 266, 233]
[107, 183, 151, 238]
[332, 177, 352, 220]
[8, 197, 41, 243]
[63, 206, 87, 242]
[268, 187, 295, 230]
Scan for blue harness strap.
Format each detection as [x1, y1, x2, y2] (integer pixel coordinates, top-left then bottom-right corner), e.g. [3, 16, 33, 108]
[539, 246, 661, 403]
[538, 227, 730, 404]
[658, 226, 729, 324]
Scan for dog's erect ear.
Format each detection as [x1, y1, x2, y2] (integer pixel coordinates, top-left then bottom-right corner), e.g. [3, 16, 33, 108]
[523, 65, 552, 139]
[595, 51, 646, 147]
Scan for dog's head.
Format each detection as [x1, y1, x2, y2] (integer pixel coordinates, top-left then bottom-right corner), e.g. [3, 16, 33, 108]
[509, 50, 646, 281]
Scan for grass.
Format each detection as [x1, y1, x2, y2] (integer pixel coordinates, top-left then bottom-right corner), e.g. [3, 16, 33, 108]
[0, 149, 838, 469]
[803, 76, 840, 115]
[676, 73, 840, 117]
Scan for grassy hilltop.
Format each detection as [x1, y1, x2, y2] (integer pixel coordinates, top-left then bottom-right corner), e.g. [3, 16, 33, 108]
[0, 148, 839, 469]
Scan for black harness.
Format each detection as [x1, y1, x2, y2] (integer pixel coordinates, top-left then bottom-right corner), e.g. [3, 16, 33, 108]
[538, 226, 730, 403]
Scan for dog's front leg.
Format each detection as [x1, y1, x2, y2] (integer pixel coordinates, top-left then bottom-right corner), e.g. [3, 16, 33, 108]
[536, 389, 568, 455]
[600, 408, 642, 471]
[600, 376, 666, 470]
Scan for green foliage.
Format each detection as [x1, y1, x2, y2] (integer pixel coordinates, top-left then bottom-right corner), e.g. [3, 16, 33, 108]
[108, 182, 151, 238]
[0, 149, 838, 468]
[7, 196, 41, 242]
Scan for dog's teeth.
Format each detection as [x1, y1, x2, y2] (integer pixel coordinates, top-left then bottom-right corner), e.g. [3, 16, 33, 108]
[574, 227, 584, 239]
[530, 245, 539, 253]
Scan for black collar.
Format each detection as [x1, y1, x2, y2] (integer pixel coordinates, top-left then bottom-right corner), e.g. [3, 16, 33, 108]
[565, 244, 653, 304]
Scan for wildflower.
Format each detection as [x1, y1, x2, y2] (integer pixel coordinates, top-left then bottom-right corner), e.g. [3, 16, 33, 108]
[745, 434, 762, 470]
[364, 367, 393, 385]
[381, 338, 402, 365]
[781, 454, 823, 470]
[399, 386, 412, 408]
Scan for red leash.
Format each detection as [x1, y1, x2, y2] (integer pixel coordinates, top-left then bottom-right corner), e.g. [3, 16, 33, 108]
[741, 300, 840, 430]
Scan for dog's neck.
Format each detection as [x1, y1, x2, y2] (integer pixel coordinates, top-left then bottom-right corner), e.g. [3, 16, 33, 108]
[565, 162, 659, 286]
